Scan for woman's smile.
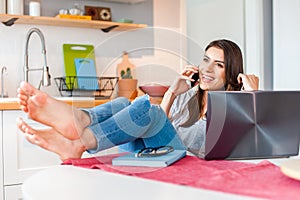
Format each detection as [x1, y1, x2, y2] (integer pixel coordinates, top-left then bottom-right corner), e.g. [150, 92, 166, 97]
[201, 74, 214, 82]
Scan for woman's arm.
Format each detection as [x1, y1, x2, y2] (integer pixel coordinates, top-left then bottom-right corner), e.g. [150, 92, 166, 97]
[160, 89, 177, 117]
[160, 65, 198, 117]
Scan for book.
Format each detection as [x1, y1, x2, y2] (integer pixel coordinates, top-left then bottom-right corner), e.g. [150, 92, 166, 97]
[112, 150, 186, 167]
[56, 14, 92, 20]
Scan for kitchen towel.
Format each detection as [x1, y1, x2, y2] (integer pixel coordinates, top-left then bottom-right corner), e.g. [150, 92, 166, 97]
[63, 154, 300, 199]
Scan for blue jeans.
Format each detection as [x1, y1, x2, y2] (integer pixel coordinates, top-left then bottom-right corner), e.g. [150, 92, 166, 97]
[84, 95, 185, 154]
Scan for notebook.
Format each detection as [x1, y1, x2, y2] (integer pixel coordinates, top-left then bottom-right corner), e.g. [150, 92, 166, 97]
[203, 91, 300, 160]
[112, 150, 186, 167]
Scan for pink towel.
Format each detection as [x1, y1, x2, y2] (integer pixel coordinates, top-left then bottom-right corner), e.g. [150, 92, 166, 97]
[63, 154, 300, 199]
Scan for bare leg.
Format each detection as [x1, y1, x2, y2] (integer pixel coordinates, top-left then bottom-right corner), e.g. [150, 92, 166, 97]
[17, 81, 91, 140]
[17, 117, 92, 161]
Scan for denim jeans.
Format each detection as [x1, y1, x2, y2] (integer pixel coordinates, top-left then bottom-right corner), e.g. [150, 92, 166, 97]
[84, 95, 185, 154]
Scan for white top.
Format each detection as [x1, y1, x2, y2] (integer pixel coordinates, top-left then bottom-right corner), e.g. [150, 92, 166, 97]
[169, 86, 206, 157]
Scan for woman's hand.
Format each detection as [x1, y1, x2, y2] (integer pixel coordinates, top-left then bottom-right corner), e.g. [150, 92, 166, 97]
[169, 65, 198, 96]
[237, 73, 259, 91]
[161, 65, 198, 116]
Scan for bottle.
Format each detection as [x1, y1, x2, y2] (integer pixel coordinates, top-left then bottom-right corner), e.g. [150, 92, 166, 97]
[7, 0, 24, 15]
[69, 4, 82, 15]
[29, 0, 41, 16]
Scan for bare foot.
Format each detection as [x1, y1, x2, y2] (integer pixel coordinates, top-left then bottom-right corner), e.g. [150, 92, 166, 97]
[17, 117, 86, 161]
[17, 81, 91, 140]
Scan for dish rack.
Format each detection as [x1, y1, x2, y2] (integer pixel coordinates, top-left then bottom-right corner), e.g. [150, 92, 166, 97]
[54, 76, 118, 99]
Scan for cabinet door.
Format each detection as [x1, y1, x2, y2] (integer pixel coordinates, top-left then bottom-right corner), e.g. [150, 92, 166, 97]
[4, 185, 22, 200]
[0, 111, 3, 200]
[2, 110, 61, 186]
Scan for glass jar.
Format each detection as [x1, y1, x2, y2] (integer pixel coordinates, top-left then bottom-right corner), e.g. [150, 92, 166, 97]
[7, 0, 24, 15]
[29, 0, 41, 16]
[69, 4, 82, 16]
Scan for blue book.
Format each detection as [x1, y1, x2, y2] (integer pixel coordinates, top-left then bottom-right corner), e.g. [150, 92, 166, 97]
[112, 150, 186, 167]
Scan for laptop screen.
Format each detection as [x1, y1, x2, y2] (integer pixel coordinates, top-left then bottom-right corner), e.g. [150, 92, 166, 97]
[204, 91, 300, 160]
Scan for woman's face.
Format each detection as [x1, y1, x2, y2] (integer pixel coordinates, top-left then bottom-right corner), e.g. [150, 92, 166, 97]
[198, 47, 226, 91]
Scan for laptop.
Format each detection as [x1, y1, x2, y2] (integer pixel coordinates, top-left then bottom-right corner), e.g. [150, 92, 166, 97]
[203, 91, 300, 160]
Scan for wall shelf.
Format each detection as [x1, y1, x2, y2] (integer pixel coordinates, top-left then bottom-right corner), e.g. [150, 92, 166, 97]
[0, 14, 147, 32]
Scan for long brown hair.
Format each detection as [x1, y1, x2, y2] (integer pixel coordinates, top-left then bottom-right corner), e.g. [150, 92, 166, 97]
[198, 39, 244, 117]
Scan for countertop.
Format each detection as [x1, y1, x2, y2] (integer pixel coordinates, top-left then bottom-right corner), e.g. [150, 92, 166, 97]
[0, 96, 162, 110]
[0, 97, 111, 110]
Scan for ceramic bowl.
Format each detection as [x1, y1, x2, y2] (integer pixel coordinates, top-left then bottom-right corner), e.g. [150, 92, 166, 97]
[139, 84, 170, 97]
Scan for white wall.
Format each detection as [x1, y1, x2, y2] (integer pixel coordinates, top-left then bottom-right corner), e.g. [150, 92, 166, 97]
[273, 0, 300, 90]
[244, 0, 273, 89]
[186, 0, 245, 65]
[185, 0, 273, 90]
[133, 0, 185, 87]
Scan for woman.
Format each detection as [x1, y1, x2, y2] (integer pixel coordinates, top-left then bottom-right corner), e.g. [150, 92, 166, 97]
[161, 39, 258, 156]
[17, 39, 258, 160]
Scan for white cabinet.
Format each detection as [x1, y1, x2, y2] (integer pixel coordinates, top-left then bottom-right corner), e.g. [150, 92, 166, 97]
[4, 185, 22, 200]
[2, 110, 62, 199]
[0, 111, 3, 200]
[1, 109, 119, 200]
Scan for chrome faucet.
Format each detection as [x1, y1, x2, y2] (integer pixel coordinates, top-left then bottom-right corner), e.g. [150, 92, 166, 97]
[1, 66, 8, 98]
[24, 28, 51, 89]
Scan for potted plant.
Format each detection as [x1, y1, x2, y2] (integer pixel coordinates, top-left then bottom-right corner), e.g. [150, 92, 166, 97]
[117, 52, 138, 99]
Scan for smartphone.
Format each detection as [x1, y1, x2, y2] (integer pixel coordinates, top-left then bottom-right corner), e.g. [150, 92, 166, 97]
[191, 72, 199, 87]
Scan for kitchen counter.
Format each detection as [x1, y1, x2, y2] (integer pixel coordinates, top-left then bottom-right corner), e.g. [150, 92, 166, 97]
[0, 96, 163, 110]
[0, 97, 111, 110]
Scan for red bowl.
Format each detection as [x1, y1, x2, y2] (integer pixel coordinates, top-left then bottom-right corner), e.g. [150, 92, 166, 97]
[139, 84, 170, 97]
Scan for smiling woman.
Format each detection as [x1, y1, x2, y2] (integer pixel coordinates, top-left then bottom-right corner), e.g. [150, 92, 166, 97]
[161, 39, 259, 156]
